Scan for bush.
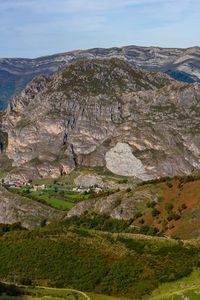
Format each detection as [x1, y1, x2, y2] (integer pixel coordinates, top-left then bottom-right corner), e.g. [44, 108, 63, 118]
[0, 283, 22, 296]
[134, 212, 143, 219]
[40, 219, 47, 228]
[165, 203, 174, 214]
[139, 219, 144, 224]
[181, 203, 187, 210]
[19, 277, 32, 286]
[166, 182, 173, 188]
[146, 200, 156, 208]
[118, 179, 128, 184]
[139, 225, 150, 235]
[167, 213, 181, 221]
[152, 209, 160, 217]
[59, 190, 64, 197]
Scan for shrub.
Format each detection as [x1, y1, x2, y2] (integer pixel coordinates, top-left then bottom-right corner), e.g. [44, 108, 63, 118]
[19, 278, 32, 286]
[118, 179, 128, 184]
[181, 203, 187, 210]
[40, 219, 47, 228]
[134, 212, 143, 219]
[167, 213, 181, 221]
[152, 209, 160, 217]
[165, 203, 174, 214]
[146, 200, 156, 208]
[139, 225, 150, 235]
[59, 190, 64, 197]
[166, 182, 173, 188]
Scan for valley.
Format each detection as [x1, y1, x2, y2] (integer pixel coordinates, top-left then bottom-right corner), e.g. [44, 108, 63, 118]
[3, 169, 200, 240]
[0, 54, 200, 300]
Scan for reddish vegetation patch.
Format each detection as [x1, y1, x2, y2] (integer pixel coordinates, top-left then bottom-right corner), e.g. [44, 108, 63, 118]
[133, 178, 200, 239]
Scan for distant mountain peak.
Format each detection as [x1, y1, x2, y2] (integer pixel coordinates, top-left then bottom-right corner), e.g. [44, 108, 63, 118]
[0, 44, 200, 110]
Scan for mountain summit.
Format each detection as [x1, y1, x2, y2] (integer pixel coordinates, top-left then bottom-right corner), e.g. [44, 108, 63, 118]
[0, 45, 200, 110]
[1, 58, 200, 180]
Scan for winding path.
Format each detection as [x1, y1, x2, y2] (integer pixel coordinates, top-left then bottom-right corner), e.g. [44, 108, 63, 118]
[2, 282, 90, 300]
[35, 286, 90, 300]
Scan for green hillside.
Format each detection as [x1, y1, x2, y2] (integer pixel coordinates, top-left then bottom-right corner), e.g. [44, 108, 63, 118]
[0, 224, 200, 299]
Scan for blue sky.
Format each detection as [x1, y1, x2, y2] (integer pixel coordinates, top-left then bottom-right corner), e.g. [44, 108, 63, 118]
[0, 0, 199, 58]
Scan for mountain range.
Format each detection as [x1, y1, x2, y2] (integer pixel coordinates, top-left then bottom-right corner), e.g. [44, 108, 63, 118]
[0, 45, 200, 110]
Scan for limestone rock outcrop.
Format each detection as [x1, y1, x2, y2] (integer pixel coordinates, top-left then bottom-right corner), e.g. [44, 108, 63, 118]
[0, 185, 63, 229]
[0, 58, 200, 180]
[105, 143, 151, 180]
[67, 188, 158, 220]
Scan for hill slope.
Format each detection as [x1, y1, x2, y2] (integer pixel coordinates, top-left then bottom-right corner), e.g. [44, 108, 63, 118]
[0, 185, 63, 229]
[0, 224, 199, 299]
[0, 45, 200, 109]
[67, 174, 200, 240]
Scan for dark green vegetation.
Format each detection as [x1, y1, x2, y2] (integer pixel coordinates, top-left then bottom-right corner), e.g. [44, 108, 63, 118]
[0, 282, 22, 297]
[62, 213, 161, 237]
[63, 214, 133, 233]
[0, 285, 130, 299]
[0, 222, 25, 237]
[0, 284, 86, 299]
[0, 224, 200, 299]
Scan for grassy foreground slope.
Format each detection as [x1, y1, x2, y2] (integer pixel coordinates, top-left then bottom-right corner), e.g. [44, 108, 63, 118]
[0, 224, 200, 299]
[150, 268, 200, 299]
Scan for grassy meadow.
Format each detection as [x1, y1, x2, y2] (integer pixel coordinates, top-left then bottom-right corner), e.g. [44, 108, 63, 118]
[8, 188, 89, 211]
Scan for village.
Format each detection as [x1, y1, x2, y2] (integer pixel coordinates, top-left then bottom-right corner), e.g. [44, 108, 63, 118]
[0, 174, 103, 194]
[0, 175, 46, 191]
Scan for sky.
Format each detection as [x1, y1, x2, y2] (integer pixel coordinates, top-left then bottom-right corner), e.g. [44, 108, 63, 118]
[0, 0, 199, 58]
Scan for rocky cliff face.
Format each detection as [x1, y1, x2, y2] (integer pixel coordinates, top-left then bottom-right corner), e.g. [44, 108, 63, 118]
[1, 58, 200, 180]
[0, 185, 63, 229]
[67, 188, 158, 220]
[0, 45, 200, 110]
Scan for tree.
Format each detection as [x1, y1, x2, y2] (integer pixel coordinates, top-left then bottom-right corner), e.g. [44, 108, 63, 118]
[40, 219, 47, 228]
[165, 203, 174, 214]
[152, 209, 160, 217]
[59, 190, 64, 197]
